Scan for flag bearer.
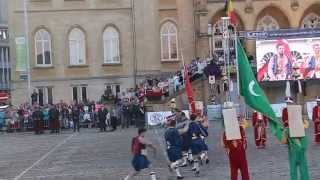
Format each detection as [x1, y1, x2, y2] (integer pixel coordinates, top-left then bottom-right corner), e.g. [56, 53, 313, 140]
[281, 100, 309, 180]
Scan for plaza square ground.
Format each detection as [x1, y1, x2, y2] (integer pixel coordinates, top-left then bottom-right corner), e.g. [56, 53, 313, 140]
[0, 121, 320, 180]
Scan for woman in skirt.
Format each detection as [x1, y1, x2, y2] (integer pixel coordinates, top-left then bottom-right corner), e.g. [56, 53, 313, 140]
[125, 128, 157, 180]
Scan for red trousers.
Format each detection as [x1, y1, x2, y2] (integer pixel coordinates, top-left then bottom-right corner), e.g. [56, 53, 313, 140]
[254, 126, 266, 147]
[315, 122, 320, 143]
[229, 146, 250, 180]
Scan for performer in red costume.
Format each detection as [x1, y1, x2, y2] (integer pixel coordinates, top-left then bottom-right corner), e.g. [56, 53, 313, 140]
[282, 97, 294, 128]
[222, 119, 250, 180]
[312, 96, 320, 144]
[252, 111, 268, 148]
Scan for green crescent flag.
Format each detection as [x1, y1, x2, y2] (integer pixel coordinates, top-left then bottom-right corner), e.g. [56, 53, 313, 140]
[236, 38, 309, 180]
[236, 38, 283, 141]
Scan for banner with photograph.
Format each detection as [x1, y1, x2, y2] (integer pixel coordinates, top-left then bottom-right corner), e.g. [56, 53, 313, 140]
[256, 37, 320, 81]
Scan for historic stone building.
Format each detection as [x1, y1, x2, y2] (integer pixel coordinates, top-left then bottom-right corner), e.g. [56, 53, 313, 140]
[8, 0, 320, 105]
[0, 0, 10, 93]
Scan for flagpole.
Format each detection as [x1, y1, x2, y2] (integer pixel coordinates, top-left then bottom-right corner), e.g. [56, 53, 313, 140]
[234, 28, 240, 96]
[222, 17, 231, 102]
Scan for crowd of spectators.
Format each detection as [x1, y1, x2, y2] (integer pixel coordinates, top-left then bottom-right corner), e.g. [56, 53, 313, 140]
[0, 97, 146, 134]
[0, 55, 225, 133]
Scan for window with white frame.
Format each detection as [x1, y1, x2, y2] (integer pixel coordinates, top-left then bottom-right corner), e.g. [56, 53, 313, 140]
[69, 28, 86, 65]
[160, 21, 178, 61]
[36, 86, 53, 106]
[301, 13, 320, 29]
[103, 27, 120, 64]
[35, 29, 52, 66]
[257, 15, 280, 31]
[105, 84, 120, 97]
[72, 85, 87, 103]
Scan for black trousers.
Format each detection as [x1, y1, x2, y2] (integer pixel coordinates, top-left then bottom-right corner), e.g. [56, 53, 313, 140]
[73, 120, 80, 132]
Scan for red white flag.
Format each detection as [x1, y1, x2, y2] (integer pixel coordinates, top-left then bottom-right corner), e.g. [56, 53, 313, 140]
[184, 65, 196, 114]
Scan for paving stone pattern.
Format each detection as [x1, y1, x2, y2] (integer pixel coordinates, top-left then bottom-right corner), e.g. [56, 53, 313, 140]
[0, 121, 319, 180]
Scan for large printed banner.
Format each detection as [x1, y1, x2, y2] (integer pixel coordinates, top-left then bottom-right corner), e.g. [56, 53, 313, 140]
[256, 37, 320, 81]
[147, 111, 190, 126]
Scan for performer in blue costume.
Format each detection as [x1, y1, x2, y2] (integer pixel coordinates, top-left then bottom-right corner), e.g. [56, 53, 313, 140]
[176, 112, 192, 166]
[165, 120, 185, 179]
[188, 114, 208, 176]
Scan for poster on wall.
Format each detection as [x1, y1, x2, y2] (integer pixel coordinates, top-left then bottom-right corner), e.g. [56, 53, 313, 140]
[256, 37, 320, 81]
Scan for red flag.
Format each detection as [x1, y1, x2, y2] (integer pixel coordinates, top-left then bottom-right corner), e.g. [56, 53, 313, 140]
[225, 0, 237, 25]
[184, 65, 196, 114]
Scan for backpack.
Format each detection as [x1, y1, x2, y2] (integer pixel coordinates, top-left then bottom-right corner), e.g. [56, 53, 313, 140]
[131, 136, 141, 154]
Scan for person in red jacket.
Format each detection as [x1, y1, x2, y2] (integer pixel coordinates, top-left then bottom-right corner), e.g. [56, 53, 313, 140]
[282, 97, 294, 128]
[312, 96, 320, 144]
[222, 119, 250, 180]
[252, 111, 268, 148]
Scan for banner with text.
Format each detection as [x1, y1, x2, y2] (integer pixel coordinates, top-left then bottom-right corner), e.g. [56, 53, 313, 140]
[147, 111, 190, 126]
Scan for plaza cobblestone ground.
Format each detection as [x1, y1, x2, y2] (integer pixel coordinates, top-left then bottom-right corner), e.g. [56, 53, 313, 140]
[0, 121, 319, 180]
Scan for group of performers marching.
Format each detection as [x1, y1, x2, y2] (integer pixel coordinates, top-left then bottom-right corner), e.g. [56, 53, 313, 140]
[165, 112, 210, 179]
[125, 96, 320, 180]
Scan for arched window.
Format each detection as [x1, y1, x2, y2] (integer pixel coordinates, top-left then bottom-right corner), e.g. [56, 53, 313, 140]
[257, 15, 280, 31]
[69, 28, 86, 65]
[160, 21, 178, 61]
[301, 13, 320, 28]
[103, 27, 120, 64]
[35, 29, 52, 66]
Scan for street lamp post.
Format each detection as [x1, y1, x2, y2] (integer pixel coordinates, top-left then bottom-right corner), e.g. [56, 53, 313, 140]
[23, 0, 32, 104]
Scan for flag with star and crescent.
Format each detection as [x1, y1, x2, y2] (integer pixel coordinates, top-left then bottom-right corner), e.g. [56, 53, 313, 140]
[236, 38, 283, 141]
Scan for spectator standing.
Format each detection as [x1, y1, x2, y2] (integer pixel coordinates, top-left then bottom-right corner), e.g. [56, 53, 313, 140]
[32, 105, 44, 135]
[72, 104, 80, 132]
[17, 106, 24, 131]
[49, 105, 60, 133]
[122, 101, 130, 129]
[110, 106, 118, 131]
[98, 105, 107, 132]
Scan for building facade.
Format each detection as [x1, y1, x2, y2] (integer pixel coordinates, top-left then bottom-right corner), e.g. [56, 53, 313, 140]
[8, 0, 320, 105]
[0, 0, 10, 93]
